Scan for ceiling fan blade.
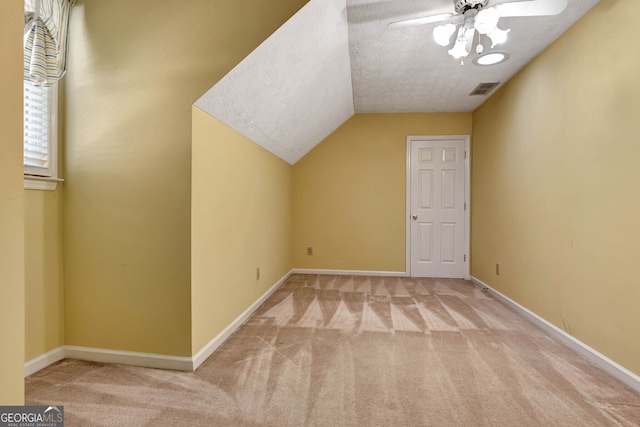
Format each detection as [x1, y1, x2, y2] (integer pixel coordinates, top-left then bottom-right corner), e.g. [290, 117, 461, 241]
[495, 0, 568, 18]
[388, 13, 454, 29]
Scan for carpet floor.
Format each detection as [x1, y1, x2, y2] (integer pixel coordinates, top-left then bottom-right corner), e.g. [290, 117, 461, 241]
[26, 275, 640, 426]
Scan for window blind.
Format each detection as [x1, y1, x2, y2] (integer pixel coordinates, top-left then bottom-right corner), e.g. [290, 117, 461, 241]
[24, 80, 52, 176]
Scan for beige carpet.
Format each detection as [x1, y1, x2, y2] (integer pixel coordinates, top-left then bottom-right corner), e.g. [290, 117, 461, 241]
[26, 275, 640, 426]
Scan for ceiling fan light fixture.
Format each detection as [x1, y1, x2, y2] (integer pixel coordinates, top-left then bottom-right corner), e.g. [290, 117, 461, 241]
[389, 0, 567, 62]
[433, 23, 457, 47]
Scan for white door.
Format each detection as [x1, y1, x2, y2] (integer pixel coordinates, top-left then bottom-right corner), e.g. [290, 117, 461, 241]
[408, 137, 468, 278]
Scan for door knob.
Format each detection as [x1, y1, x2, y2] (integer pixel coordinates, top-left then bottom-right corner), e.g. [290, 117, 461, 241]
[412, 214, 418, 220]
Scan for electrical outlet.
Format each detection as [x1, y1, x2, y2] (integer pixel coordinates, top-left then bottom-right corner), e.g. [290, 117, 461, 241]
[496, 263, 500, 275]
[256, 267, 260, 280]
[307, 247, 313, 256]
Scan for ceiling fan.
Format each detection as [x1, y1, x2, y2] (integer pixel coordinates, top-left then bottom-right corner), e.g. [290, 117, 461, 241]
[388, 0, 568, 62]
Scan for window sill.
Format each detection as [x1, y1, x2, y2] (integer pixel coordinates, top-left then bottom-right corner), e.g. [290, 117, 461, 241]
[24, 176, 64, 191]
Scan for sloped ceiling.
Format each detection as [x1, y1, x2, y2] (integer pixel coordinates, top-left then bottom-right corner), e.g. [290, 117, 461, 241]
[195, 0, 354, 165]
[195, 0, 599, 164]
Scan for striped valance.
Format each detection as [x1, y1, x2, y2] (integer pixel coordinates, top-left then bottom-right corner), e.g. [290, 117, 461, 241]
[24, 0, 74, 86]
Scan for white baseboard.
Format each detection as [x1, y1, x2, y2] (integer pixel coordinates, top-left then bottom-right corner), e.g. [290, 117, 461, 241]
[470, 276, 640, 394]
[25, 269, 413, 376]
[191, 269, 293, 370]
[64, 346, 193, 372]
[25, 345, 192, 376]
[25, 271, 295, 376]
[291, 268, 408, 277]
[24, 346, 65, 377]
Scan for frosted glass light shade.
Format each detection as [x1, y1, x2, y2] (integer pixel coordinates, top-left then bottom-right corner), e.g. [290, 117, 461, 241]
[448, 27, 474, 59]
[474, 7, 500, 34]
[488, 27, 510, 47]
[433, 23, 457, 47]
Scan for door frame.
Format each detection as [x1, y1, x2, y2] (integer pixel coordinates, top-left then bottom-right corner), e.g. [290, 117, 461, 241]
[405, 135, 471, 278]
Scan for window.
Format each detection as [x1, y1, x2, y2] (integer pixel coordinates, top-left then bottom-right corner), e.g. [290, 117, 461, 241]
[24, 80, 59, 190]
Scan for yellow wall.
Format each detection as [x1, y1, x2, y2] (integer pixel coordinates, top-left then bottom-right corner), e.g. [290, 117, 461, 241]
[472, 0, 640, 375]
[25, 188, 65, 361]
[292, 114, 472, 272]
[63, 0, 306, 356]
[0, 0, 25, 404]
[191, 108, 292, 354]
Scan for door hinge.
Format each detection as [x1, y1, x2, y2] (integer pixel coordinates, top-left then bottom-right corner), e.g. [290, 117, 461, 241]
[464, 254, 466, 262]
[464, 203, 467, 210]
[464, 151, 467, 159]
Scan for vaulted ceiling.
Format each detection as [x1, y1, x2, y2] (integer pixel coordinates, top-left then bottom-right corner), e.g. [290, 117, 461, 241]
[195, 0, 599, 164]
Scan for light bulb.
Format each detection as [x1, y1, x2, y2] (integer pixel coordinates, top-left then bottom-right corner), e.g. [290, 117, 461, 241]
[433, 23, 457, 47]
[474, 7, 500, 35]
[488, 27, 510, 47]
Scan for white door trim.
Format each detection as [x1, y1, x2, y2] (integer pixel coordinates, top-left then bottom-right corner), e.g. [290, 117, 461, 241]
[405, 135, 471, 278]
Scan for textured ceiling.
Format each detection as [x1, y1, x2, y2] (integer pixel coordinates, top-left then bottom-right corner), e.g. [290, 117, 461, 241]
[195, 0, 354, 164]
[348, 0, 599, 112]
[195, 0, 599, 164]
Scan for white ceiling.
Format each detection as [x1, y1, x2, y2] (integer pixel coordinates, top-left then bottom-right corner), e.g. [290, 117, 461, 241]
[195, 0, 599, 164]
[348, 0, 599, 112]
[195, 0, 354, 164]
